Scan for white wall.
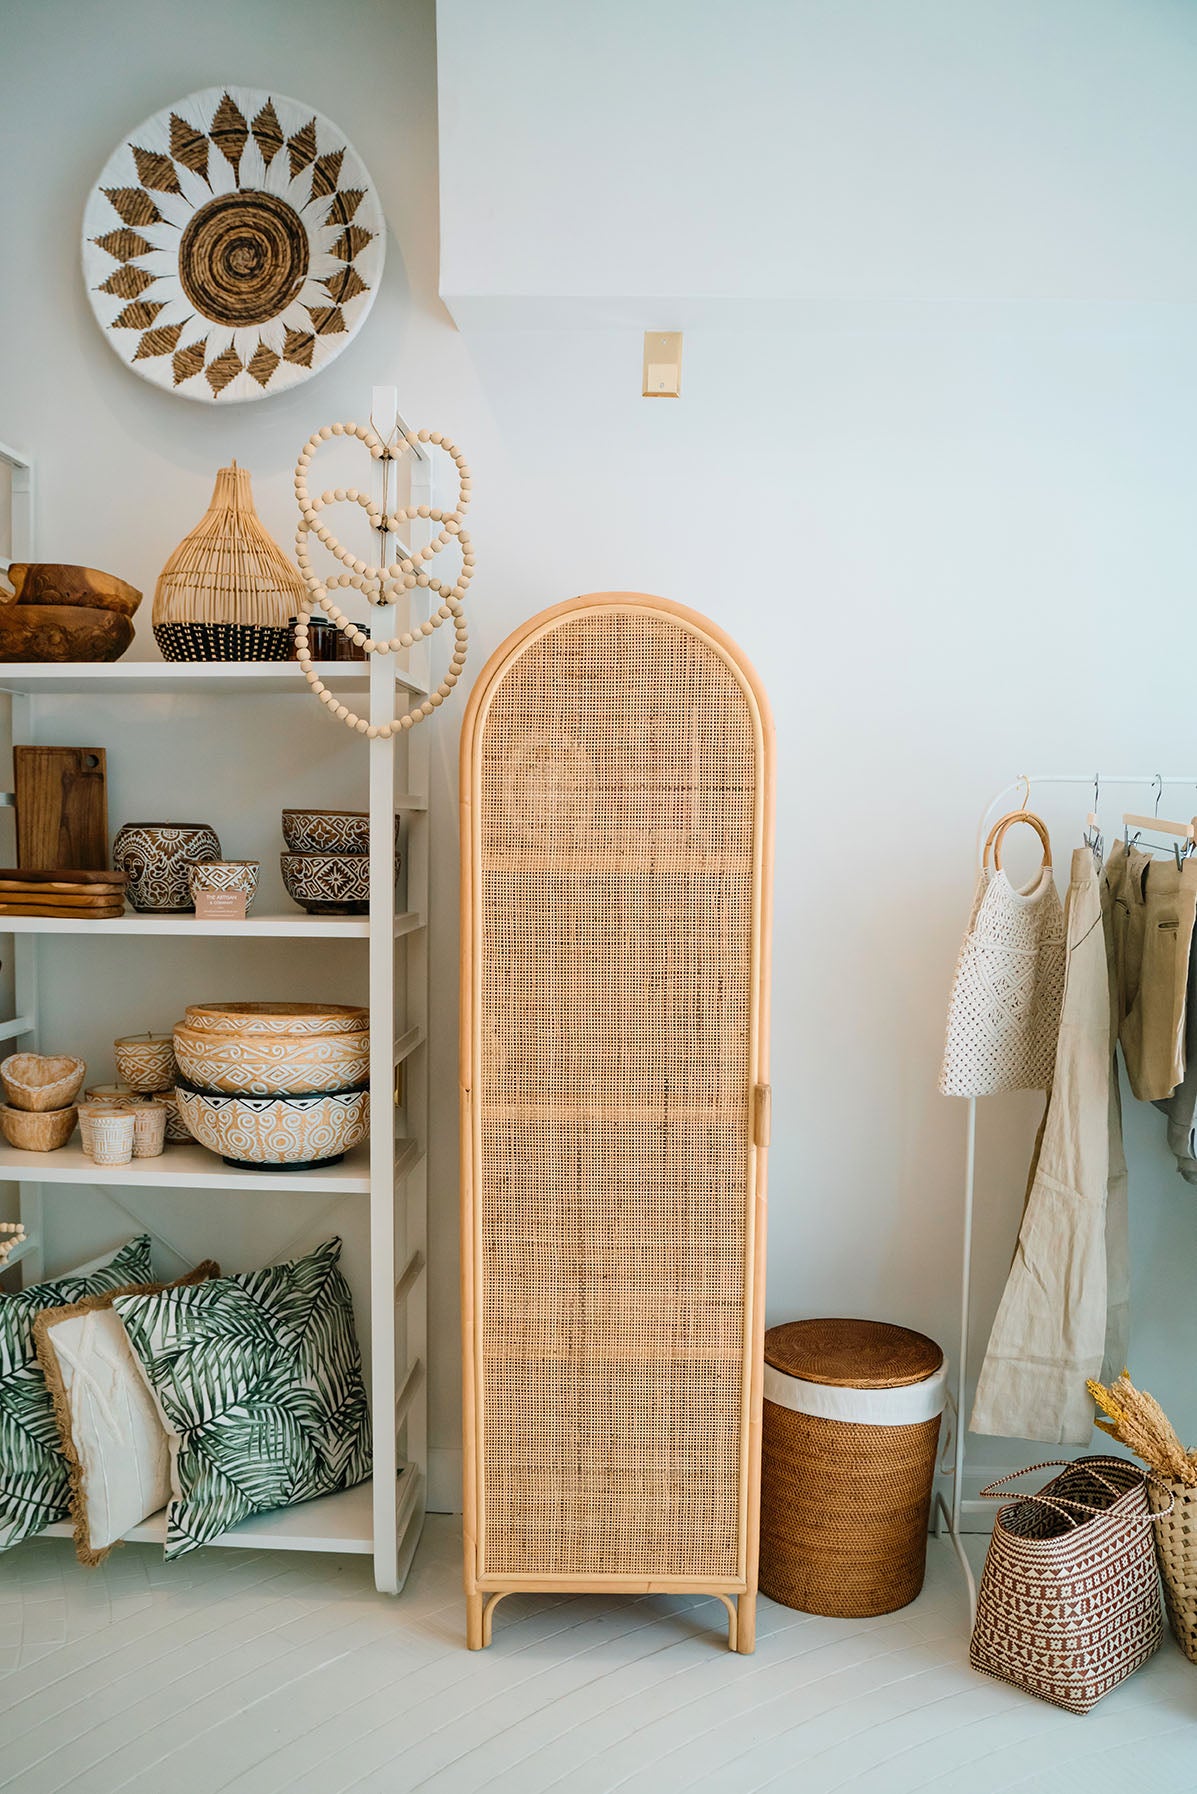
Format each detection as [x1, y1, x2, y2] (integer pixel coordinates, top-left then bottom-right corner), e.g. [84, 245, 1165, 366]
[438, 0, 1197, 322]
[3, 0, 1197, 1511]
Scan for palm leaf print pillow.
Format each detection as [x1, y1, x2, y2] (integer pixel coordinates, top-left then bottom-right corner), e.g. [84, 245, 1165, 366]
[114, 1237, 370, 1558]
[0, 1235, 154, 1550]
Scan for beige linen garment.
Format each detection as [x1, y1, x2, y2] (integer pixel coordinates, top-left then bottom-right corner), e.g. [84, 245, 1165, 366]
[1109, 844, 1197, 1102]
[940, 862, 1066, 1097]
[971, 848, 1118, 1444]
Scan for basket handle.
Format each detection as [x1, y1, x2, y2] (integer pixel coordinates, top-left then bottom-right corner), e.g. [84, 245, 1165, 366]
[980, 1458, 1176, 1528]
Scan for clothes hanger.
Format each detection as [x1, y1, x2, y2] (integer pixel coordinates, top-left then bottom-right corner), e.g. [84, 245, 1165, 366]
[983, 775, 1053, 873]
[1123, 774, 1194, 867]
[1084, 773, 1104, 867]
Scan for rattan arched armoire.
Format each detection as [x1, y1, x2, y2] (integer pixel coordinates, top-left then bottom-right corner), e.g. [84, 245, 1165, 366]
[460, 593, 774, 1652]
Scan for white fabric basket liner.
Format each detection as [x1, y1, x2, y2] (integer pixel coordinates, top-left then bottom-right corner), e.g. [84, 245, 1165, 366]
[764, 1360, 948, 1426]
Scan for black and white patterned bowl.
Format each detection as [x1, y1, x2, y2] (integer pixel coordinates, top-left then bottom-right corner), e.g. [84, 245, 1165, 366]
[175, 1079, 369, 1168]
[280, 850, 399, 915]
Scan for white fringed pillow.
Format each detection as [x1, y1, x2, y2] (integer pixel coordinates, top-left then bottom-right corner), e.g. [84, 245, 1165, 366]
[33, 1262, 218, 1565]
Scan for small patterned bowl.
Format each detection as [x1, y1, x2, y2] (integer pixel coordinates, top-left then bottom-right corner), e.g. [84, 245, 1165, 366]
[174, 1080, 370, 1168]
[187, 860, 260, 909]
[282, 809, 371, 854]
[281, 852, 399, 915]
[114, 1033, 177, 1092]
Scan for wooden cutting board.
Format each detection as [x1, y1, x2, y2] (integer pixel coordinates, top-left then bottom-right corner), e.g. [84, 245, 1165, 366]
[0, 879, 125, 898]
[13, 748, 108, 870]
[0, 903, 125, 918]
[0, 866, 124, 885]
[0, 891, 124, 910]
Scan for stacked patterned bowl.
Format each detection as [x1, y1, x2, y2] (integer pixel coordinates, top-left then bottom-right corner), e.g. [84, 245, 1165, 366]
[280, 808, 399, 915]
[172, 1001, 370, 1169]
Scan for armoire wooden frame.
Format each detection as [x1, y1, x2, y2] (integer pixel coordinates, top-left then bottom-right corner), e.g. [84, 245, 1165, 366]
[460, 592, 774, 1652]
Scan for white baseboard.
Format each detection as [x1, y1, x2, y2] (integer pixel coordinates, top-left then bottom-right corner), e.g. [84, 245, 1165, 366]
[427, 1447, 462, 1514]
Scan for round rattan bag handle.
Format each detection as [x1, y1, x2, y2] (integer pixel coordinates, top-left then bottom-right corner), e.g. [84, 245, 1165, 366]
[983, 810, 1052, 873]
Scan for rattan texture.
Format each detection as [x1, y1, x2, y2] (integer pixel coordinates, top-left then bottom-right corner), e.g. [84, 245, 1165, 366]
[474, 608, 757, 1582]
[1149, 1477, 1197, 1662]
[760, 1405, 941, 1617]
[971, 1457, 1163, 1712]
[154, 464, 306, 646]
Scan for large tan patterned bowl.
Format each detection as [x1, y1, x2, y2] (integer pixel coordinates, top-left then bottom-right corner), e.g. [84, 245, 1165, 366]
[1, 1053, 87, 1112]
[182, 1001, 368, 1036]
[175, 1080, 369, 1168]
[172, 1021, 369, 1096]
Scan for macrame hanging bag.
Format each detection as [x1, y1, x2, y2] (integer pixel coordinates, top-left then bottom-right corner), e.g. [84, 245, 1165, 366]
[940, 810, 1066, 1097]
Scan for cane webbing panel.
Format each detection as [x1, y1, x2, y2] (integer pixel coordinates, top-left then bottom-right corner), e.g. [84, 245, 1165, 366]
[475, 607, 758, 1580]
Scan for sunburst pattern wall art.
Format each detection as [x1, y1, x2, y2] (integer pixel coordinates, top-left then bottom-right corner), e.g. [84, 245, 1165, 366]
[81, 87, 385, 404]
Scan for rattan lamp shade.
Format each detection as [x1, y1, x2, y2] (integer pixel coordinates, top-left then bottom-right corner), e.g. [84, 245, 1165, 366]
[460, 593, 774, 1653]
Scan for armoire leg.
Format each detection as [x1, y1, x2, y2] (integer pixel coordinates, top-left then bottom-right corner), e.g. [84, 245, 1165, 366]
[735, 1592, 757, 1655]
[466, 1590, 485, 1650]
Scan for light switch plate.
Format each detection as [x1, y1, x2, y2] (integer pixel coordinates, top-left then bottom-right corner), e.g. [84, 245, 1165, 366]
[643, 331, 682, 397]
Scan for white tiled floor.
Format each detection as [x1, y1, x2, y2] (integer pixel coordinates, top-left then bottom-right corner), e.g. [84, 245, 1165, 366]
[1, 1521, 1193, 1793]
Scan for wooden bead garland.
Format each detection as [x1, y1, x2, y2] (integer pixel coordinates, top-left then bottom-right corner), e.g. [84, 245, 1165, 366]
[292, 420, 473, 736]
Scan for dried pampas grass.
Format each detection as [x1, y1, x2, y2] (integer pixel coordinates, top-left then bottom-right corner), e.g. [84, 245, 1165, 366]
[1087, 1371, 1197, 1487]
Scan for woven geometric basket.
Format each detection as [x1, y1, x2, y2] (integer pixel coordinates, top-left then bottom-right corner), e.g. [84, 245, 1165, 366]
[1150, 1478, 1197, 1662]
[971, 1457, 1164, 1713]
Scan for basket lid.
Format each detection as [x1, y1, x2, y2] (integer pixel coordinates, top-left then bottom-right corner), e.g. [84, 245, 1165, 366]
[764, 1318, 943, 1389]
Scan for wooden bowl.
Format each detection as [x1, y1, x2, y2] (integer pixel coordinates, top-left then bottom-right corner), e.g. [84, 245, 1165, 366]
[172, 1020, 369, 1096]
[1, 1052, 86, 1111]
[282, 809, 371, 854]
[0, 1103, 77, 1151]
[174, 1081, 369, 1168]
[5, 563, 142, 618]
[281, 851, 399, 915]
[0, 605, 133, 663]
[114, 1034, 177, 1092]
[182, 1002, 368, 1036]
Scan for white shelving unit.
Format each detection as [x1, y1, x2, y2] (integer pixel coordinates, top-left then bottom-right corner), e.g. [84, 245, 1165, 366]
[0, 651, 431, 1592]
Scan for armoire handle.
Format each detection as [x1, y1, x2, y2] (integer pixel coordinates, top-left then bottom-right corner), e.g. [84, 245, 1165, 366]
[753, 1084, 772, 1147]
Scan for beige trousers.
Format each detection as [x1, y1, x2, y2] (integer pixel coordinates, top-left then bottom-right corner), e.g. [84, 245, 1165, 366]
[971, 848, 1125, 1444]
[1107, 842, 1197, 1102]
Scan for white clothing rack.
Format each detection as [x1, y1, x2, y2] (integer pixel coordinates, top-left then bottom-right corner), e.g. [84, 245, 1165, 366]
[939, 771, 1197, 1618]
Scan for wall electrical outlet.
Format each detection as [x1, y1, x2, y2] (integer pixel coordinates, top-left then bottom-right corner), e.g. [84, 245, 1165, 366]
[643, 331, 682, 397]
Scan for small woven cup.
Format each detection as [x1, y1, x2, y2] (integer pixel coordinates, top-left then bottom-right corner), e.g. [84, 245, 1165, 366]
[78, 1097, 132, 1155]
[86, 1107, 135, 1166]
[131, 1100, 167, 1159]
[187, 860, 260, 910]
[114, 1034, 177, 1093]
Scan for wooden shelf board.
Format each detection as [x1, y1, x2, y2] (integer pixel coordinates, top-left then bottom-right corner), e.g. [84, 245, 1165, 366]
[0, 910, 423, 938]
[0, 662, 428, 698]
[0, 1138, 372, 1192]
[41, 1477, 388, 1555]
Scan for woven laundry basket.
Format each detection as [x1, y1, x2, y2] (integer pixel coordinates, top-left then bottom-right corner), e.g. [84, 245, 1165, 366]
[760, 1318, 946, 1618]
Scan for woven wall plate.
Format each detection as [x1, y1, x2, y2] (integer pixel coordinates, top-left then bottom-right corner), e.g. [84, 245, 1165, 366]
[81, 87, 385, 404]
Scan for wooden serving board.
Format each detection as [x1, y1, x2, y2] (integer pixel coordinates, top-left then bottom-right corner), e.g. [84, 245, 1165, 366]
[13, 748, 108, 870]
[0, 866, 124, 885]
[0, 903, 125, 918]
[0, 880, 125, 898]
[0, 891, 125, 910]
